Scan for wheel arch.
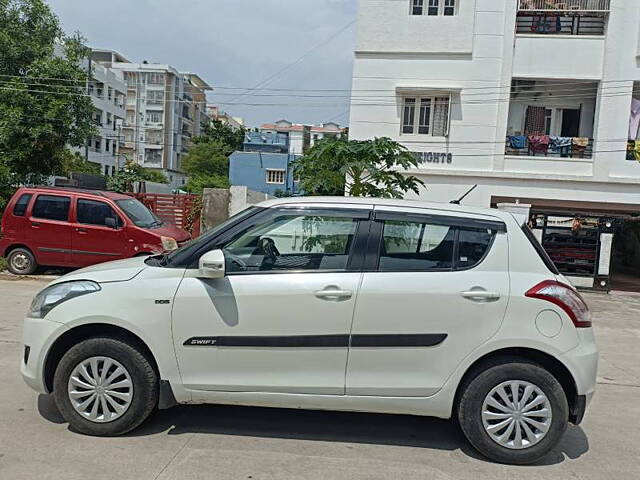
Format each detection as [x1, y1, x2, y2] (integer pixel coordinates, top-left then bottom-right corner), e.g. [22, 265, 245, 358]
[43, 323, 159, 393]
[453, 347, 579, 422]
[2, 243, 34, 258]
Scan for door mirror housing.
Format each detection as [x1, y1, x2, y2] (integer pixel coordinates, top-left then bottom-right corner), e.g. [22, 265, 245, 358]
[198, 249, 225, 279]
[105, 217, 118, 229]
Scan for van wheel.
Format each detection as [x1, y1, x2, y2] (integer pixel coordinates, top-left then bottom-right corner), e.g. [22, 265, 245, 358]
[6, 247, 37, 275]
[53, 337, 158, 436]
[457, 361, 568, 465]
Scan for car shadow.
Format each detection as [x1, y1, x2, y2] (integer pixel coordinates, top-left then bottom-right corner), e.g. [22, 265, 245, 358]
[37, 394, 589, 465]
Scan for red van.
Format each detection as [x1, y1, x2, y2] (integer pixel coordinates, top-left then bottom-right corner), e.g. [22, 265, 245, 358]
[0, 186, 191, 275]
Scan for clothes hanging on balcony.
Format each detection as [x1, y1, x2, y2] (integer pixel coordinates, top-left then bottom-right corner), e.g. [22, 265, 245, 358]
[531, 15, 561, 34]
[572, 137, 589, 158]
[550, 136, 572, 157]
[508, 135, 527, 149]
[524, 106, 547, 135]
[629, 98, 640, 140]
[528, 135, 550, 155]
[628, 140, 640, 161]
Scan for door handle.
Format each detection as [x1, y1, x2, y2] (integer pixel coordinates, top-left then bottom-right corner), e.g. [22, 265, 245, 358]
[461, 290, 501, 302]
[76, 227, 88, 233]
[314, 287, 353, 300]
[31, 222, 40, 228]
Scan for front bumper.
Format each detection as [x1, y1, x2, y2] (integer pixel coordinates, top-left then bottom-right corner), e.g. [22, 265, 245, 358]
[20, 316, 68, 394]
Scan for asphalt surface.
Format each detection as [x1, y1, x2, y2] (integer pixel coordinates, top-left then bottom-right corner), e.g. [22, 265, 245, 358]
[0, 278, 638, 479]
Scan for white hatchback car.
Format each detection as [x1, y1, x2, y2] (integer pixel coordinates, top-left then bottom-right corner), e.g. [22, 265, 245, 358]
[21, 197, 598, 464]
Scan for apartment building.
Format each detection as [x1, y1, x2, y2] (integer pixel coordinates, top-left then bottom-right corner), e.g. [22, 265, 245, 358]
[349, 0, 640, 291]
[92, 50, 212, 189]
[206, 105, 245, 131]
[260, 120, 347, 155]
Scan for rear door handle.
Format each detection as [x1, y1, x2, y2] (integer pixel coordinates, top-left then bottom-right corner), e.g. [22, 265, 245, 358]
[31, 222, 40, 228]
[461, 290, 501, 302]
[76, 227, 88, 233]
[314, 287, 353, 300]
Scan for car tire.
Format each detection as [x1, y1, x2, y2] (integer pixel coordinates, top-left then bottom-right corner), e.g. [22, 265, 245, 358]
[457, 360, 568, 465]
[53, 337, 158, 436]
[6, 247, 38, 275]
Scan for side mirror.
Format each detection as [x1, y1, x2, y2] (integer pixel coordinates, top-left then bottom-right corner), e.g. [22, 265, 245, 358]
[198, 249, 225, 279]
[105, 217, 118, 229]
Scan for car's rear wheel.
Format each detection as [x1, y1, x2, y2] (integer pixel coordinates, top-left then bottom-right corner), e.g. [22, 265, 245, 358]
[6, 247, 37, 275]
[53, 337, 158, 436]
[457, 361, 568, 465]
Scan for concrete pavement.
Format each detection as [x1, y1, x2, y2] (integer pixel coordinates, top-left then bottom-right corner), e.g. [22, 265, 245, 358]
[0, 279, 638, 479]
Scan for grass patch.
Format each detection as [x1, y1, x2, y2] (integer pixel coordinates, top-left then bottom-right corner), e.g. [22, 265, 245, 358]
[0, 256, 6, 272]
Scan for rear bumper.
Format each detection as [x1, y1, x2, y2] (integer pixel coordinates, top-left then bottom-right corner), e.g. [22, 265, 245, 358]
[560, 328, 598, 425]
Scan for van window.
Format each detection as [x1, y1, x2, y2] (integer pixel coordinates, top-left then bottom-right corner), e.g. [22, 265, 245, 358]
[77, 199, 121, 227]
[32, 195, 71, 222]
[457, 228, 495, 269]
[379, 220, 455, 271]
[13, 194, 32, 217]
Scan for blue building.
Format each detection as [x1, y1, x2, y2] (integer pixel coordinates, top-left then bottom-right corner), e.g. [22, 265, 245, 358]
[229, 131, 301, 196]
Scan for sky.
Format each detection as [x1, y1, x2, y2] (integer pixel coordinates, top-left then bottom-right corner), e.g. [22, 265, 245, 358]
[45, 0, 358, 128]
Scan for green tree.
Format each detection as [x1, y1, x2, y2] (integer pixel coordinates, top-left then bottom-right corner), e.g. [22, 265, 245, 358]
[107, 161, 168, 193]
[195, 119, 245, 151]
[58, 149, 101, 176]
[0, 0, 95, 204]
[293, 136, 425, 198]
[182, 139, 232, 193]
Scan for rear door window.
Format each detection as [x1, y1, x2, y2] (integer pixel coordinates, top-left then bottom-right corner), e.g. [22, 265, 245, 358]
[456, 228, 496, 269]
[77, 199, 121, 227]
[32, 195, 71, 222]
[13, 193, 32, 217]
[379, 220, 455, 271]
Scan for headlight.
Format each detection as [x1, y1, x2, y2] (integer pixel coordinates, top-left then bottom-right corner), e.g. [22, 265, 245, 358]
[161, 236, 178, 251]
[28, 281, 101, 319]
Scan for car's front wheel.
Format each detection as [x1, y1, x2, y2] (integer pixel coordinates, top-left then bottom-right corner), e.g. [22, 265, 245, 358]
[457, 360, 569, 465]
[53, 337, 158, 436]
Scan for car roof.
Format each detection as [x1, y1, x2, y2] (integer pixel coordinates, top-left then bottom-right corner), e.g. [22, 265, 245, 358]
[19, 186, 131, 201]
[255, 196, 515, 221]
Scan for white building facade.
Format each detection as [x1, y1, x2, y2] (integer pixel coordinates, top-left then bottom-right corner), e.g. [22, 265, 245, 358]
[260, 120, 347, 155]
[93, 51, 212, 189]
[85, 62, 126, 176]
[350, 0, 640, 291]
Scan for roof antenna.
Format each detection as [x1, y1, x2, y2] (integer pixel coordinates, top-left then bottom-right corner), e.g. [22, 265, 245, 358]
[450, 184, 478, 205]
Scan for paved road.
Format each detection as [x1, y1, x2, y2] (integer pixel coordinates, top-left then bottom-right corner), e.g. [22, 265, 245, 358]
[0, 278, 638, 479]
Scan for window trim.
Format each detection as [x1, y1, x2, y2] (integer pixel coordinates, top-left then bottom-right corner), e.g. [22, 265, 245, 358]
[265, 168, 286, 185]
[183, 207, 372, 273]
[366, 211, 504, 273]
[401, 95, 452, 137]
[12, 193, 33, 217]
[410, 0, 457, 16]
[75, 198, 123, 229]
[31, 194, 71, 222]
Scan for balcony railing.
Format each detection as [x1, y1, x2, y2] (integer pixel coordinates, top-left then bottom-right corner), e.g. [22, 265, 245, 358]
[516, 14, 607, 35]
[505, 136, 593, 159]
[518, 0, 610, 12]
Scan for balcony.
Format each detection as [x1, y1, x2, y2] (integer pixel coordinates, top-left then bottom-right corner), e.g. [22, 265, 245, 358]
[517, 0, 610, 36]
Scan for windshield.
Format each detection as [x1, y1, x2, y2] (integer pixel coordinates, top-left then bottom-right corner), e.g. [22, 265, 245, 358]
[115, 198, 162, 228]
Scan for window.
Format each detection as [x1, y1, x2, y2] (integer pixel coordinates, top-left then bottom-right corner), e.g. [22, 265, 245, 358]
[148, 73, 165, 85]
[411, 0, 456, 16]
[32, 195, 70, 222]
[147, 90, 164, 105]
[77, 199, 121, 227]
[402, 96, 450, 136]
[104, 164, 110, 176]
[115, 198, 161, 228]
[145, 149, 162, 164]
[105, 139, 110, 152]
[266, 169, 286, 184]
[428, 0, 439, 15]
[222, 213, 359, 273]
[379, 220, 455, 271]
[444, 0, 456, 16]
[146, 111, 163, 123]
[13, 194, 32, 217]
[457, 228, 494, 269]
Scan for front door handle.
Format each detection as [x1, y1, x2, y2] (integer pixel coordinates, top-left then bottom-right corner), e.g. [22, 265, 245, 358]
[461, 290, 501, 302]
[76, 227, 88, 233]
[314, 287, 353, 301]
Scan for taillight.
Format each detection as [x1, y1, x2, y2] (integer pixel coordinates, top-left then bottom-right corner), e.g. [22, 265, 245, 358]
[525, 280, 591, 328]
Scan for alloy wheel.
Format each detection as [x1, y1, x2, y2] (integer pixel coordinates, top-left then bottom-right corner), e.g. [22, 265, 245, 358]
[481, 380, 552, 450]
[67, 356, 134, 423]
